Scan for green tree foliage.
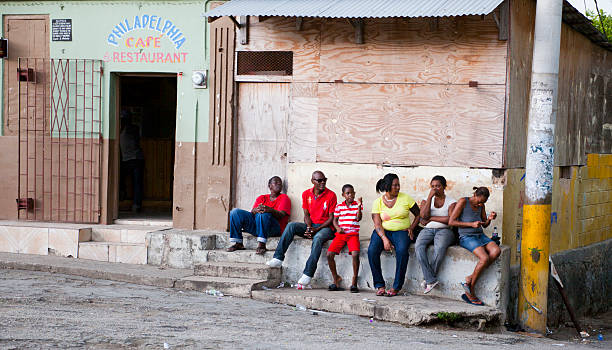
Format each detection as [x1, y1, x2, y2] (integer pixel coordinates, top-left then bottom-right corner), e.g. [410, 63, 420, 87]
[586, 9, 612, 41]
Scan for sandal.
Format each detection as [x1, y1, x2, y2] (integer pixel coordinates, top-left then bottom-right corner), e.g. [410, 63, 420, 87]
[255, 246, 267, 255]
[350, 285, 359, 293]
[226, 244, 245, 252]
[385, 289, 399, 297]
[376, 288, 386, 296]
[461, 293, 485, 306]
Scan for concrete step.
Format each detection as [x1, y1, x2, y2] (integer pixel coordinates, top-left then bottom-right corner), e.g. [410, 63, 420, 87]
[78, 241, 146, 265]
[114, 218, 172, 227]
[215, 234, 280, 251]
[194, 261, 281, 280]
[206, 249, 276, 265]
[174, 275, 271, 298]
[251, 288, 503, 327]
[90, 225, 171, 244]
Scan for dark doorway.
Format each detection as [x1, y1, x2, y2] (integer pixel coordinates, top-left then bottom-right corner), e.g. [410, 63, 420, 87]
[118, 75, 176, 220]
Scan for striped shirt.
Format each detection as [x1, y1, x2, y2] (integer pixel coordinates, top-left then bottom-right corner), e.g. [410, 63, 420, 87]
[334, 201, 362, 236]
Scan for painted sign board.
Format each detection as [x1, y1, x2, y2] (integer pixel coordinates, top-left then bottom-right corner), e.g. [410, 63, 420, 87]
[52, 19, 72, 41]
[103, 14, 188, 64]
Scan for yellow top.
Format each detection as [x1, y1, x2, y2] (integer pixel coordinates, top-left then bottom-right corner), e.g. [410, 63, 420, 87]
[371, 192, 416, 231]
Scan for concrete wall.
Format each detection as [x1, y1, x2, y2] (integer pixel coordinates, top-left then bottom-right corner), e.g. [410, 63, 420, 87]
[0, 1, 217, 224]
[0, 1, 209, 141]
[286, 162, 505, 239]
[503, 153, 612, 265]
[507, 239, 612, 326]
[502, 153, 612, 323]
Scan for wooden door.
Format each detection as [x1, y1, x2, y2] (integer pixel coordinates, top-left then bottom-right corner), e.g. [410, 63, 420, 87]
[203, 16, 236, 230]
[235, 83, 289, 210]
[3, 16, 49, 136]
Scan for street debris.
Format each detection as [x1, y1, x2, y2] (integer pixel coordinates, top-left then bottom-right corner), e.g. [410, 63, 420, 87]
[205, 289, 224, 297]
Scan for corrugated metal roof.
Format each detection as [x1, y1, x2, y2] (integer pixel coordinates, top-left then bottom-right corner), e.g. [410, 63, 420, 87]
[204, 0, 505, 18]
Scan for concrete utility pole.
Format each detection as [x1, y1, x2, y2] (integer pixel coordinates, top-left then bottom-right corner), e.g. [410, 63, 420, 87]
[519, 0, 563, 333]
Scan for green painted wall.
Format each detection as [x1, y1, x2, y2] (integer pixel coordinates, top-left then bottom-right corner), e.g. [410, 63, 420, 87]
[0, 0, 216, 142]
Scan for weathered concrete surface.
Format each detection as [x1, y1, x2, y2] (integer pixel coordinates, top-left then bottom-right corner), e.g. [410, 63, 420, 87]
[146, 229, 217, 268]
[175, 275, 272, 297]
[194, 261, 281, 280]
[149, 230, 510, 317]
[277, 238, 510, 313]
[252, 288, 503, 327]
[506, 238, 612, 326]
[4, 269, 595, 350]
[284, 163, 506, 240]
[0, 252, 192, 288]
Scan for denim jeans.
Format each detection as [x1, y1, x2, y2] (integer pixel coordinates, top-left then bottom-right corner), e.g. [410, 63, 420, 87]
[273, 222, 334, 278]
[367, 229, 414, 291]
[415, 227, 455, 284]
[229, 209, 281, 243]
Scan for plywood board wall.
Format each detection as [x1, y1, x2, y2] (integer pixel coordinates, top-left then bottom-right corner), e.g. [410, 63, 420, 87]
[316, 83, 505, 167]
[237, 15, 508, 168]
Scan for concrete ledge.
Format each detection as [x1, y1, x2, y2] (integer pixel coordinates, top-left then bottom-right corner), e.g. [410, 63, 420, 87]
[146, 229, 217, 268]
[0, 252, 192, 288]
[252, 288, 503, 327]
[278, 238, 510, 314]
[147, 230, 510, 315]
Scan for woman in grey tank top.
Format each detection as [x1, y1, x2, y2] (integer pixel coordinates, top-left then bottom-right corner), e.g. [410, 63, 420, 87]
[449, 187, 500, 306]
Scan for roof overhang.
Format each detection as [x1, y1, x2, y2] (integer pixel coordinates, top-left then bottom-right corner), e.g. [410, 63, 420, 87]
[203, 0, 505, 19]
[204, 0, 610, 51]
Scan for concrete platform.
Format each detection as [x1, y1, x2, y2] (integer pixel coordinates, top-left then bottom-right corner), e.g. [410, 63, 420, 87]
[148, 229, 510, 318]
[251, 288, 502, 327]
[0, 252, 502, 328]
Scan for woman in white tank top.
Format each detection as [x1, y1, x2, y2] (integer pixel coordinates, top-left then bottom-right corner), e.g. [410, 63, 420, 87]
[414, 176, 457, 294]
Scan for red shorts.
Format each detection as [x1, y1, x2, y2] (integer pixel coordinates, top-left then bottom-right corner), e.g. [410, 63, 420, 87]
[328, 234, 360, 254]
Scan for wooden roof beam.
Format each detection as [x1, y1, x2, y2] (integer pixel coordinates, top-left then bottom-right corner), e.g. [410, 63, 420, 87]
[348, 18, 364, 44]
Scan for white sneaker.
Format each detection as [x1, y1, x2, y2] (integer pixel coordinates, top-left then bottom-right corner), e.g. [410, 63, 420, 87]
[424, 281, 439, 294]
[297, 274, 312, 285]
[266, 258, 283, 267]
[420, 280, 427, 289]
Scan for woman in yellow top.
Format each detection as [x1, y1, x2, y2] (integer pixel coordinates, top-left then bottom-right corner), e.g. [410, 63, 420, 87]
[368, 173, 421, 297]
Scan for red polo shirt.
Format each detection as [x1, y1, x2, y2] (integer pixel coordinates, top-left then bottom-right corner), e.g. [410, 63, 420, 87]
[252, 194, 292, 232]
[302, 188, 337, 225]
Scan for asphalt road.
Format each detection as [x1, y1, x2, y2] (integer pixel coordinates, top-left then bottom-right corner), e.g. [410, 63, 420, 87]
[0, 269, 605, 349]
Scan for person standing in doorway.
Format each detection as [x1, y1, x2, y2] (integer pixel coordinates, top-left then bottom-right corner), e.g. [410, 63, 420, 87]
[267, 171, 337, 288]
[119, 111, 145, 213]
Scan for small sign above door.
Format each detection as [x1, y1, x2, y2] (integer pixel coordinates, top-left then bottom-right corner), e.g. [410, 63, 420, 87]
[52, 19, 72, 41]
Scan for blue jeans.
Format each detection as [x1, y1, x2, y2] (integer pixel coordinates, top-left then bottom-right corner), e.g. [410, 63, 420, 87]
[229, 209, 281, 243]
[415, 227, 455, 284]
[367, 229, 414, 291]
[273, 222, 334, 278]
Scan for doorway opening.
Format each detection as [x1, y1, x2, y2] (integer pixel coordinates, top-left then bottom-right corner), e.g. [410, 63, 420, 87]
[117, 74, 176, 221]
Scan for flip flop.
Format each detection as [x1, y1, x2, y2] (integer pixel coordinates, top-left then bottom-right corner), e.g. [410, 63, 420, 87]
[376, 288, 386, 296]
[461, 293, 484, 306]
[328, 284, 344, 291]
[350, 285, 359, 293]
[385, 289, 399, 297]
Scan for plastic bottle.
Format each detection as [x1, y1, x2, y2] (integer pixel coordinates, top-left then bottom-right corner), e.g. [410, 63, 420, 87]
[492, 227, 501, 245]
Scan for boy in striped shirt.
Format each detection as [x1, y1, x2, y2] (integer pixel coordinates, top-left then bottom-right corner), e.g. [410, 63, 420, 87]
[327, 184, 362, 293]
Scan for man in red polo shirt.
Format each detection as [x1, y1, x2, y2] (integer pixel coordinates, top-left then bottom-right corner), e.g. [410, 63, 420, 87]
[267, 170, 337, 286]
